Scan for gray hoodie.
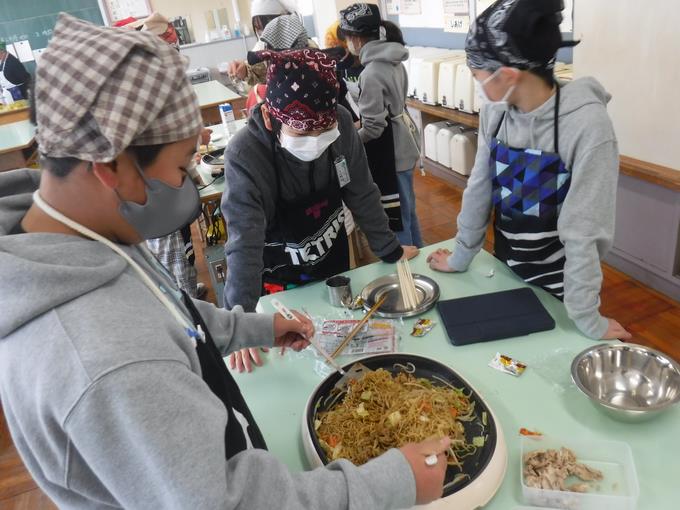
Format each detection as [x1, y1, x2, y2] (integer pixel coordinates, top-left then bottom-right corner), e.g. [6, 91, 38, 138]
[449, 77, 619, 339]
[222, 104, 402, 312]
[0, 168, 416, 509]
[358, 40, 420, 172]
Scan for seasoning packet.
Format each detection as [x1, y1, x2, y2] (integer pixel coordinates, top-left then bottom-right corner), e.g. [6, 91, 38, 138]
[347, 295, 364, 310]
[489, 352, 527, 376]
[411, 318, 436, 337]
[315, 319, 396, 356]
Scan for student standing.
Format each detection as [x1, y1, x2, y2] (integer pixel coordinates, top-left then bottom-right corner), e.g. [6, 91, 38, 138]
[339, 3, 423, 247]
[228, 0, 307, 86]
[427, 0, 631, 341]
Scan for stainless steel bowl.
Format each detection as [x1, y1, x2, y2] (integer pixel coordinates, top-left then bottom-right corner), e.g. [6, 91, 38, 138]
[361, 273, 440, 318]
[571, 343, 680, 422]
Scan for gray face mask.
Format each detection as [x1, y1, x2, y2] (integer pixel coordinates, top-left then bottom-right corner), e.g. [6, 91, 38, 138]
[118, 161, 201, 240]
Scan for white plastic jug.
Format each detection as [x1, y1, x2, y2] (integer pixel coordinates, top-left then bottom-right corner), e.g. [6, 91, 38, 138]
[437, 57, 466, 109]
[424, 121, 449, 161]
[449, 128, 478, 176]
[454, 65, 479, 114]
[436, 123, 460, 168]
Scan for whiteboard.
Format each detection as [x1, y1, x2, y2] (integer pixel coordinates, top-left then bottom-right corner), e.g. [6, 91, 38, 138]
[102, 0, 152, 24]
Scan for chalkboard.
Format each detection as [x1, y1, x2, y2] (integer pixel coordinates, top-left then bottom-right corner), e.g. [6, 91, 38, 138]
[0, 0, 104, 74]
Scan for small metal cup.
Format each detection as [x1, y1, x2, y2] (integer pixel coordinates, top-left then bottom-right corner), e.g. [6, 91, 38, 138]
[326, 275, 352, 307]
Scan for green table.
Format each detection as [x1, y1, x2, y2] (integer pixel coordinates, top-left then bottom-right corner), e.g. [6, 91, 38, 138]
[0, 119, 36, 171]
[193, 80, 241, 109]
[197, 120, 247, 203]
[233, 242, 679, 509]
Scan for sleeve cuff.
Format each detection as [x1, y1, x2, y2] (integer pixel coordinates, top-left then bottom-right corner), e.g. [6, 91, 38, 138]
[574, 313, 609, 340]
[381, 245, 404, 264]
[233, 306, 276, 349]
[447, 244, 474, 272]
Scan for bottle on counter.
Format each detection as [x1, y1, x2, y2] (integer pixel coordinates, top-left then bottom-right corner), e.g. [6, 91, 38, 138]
[219, 103, 237, 137]
[2, 88, 14, 106]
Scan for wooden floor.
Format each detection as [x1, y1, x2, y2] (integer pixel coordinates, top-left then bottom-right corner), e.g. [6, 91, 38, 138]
[1, 172, 679, 509]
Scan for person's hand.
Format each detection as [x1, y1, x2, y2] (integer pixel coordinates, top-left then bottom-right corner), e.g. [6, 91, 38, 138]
[354, 120, 361, 129]
[228, 60, 247, 80]
[401, 245, 420, 260]
[399, 436, 451, 505]
[600, 318, 632, 341]
[200, 128, 212, 146]
[273, 311, 314, 351]
[426, 248, 456, 273]
[228, 347, 269, 373]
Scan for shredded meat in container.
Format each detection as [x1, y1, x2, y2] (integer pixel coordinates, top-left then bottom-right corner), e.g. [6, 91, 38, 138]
[523, 447, 604, 492]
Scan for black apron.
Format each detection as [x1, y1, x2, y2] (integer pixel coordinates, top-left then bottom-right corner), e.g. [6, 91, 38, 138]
[490, 85, 571, 299]
[261, 145, 350, 294]
[181, 292, 268, 456]
[363, 114, 403, 232]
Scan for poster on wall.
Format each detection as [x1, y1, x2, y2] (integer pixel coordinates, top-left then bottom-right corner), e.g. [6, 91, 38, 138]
[443, 0, 469, 33]
[400, 0, 423, 15]
[103, 0, 152, 24]
[386, 0, 401, 14]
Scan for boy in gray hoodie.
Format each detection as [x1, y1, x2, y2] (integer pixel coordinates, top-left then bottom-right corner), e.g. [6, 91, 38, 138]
[426, 0, 631, 341]
[340, 4, 423, 247]
[0, 14, 449, 510]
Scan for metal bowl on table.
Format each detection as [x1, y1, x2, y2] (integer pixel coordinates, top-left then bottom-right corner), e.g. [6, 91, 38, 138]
[571, 343, 680, 422]
[361, 273, 440, 318]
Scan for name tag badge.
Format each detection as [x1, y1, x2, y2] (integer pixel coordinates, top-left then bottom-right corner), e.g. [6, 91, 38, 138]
[334, 156, 351, 188]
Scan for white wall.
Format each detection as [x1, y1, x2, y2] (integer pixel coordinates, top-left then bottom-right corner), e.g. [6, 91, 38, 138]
[574, 1, 680, 170]
[180, 36, 257, 69]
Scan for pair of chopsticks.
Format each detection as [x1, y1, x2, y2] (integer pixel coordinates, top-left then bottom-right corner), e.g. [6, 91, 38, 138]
[330, 295, 387, 359]
[397, 258, 418, 309]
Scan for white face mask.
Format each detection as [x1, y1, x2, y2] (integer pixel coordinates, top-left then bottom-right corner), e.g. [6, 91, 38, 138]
[347, 40, 360, 56]
[279, 127, 341, 162]
[475, 68, 516, 106]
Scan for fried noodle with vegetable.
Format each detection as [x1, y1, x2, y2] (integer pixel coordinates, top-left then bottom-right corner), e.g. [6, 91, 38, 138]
[315, 366, 482, 470]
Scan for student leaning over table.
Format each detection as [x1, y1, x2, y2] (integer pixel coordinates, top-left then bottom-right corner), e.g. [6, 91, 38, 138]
[221, 48, 419, 373]
[427, 0, 632, 342]
[0, 14, 449, 510]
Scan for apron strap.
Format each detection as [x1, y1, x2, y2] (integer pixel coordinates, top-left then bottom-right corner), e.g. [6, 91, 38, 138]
[553, 83, 561, 154]
[492, 112, 506, 139]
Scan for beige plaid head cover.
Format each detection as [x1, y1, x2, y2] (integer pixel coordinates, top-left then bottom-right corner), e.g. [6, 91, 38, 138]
[35, 13, 202, 162]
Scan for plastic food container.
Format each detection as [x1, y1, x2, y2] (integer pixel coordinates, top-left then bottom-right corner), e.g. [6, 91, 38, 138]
[520, 435, 639, 510]
[513, 507, 560, 510]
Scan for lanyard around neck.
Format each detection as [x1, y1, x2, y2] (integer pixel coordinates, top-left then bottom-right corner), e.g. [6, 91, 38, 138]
[31, 191, 205, 344]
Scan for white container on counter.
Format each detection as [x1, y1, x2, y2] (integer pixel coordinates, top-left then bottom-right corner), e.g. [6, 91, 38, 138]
[423, 121, 449, 161]
[520, 435, 639, 510]
[436, 123, 459, 168]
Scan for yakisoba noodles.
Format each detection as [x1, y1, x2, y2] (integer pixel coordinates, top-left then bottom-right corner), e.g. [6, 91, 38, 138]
[315, 364, 482, 470]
